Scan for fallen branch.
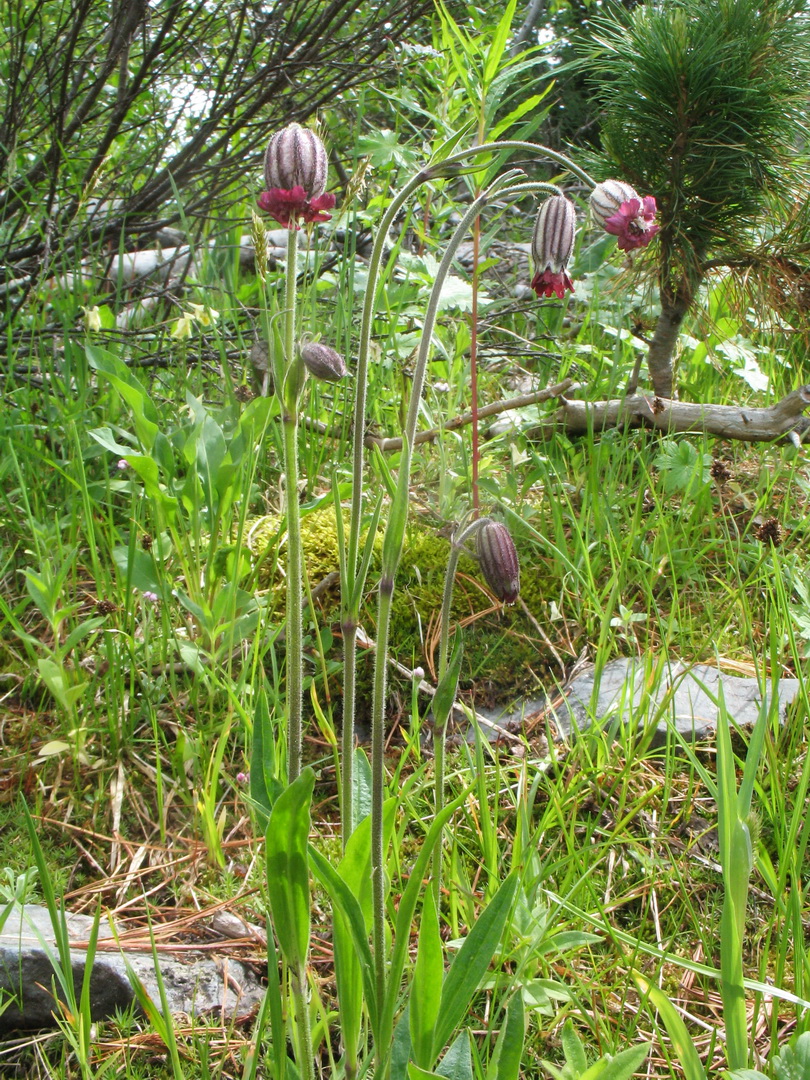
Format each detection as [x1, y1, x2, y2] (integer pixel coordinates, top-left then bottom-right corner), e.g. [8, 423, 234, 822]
[527, 387, 810, 444]
[363, 379, 576, 452]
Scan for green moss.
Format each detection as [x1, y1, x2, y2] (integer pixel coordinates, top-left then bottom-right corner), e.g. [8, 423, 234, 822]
[245, 507, 559, 703]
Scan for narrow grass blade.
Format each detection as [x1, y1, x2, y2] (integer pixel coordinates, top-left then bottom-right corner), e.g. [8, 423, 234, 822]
[632, 972, 706, 1080]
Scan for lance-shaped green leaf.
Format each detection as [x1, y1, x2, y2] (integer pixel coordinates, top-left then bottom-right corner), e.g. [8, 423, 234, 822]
[433, 631, 463, 733]
[381, 786, 473, 1066]
[265, 768, 314, 973]
[86, 345, 160, 451]
[250, 688, 282, 828]
[488, 994, 525, 1080]
[410, 891, 443, 1069]
[308, 845, 379, 1041]
[430, 872, 519, 1062]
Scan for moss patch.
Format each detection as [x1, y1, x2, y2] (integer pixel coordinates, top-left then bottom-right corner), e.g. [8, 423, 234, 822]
[245, 507, 558, 705]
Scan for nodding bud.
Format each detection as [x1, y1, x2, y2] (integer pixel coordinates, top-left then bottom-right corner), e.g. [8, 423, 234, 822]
[532, 195, 576, 274]
[300, 341, 348, 383]
[264, 123, 328, 200]
[589, 180, 639, 230]
[530, 195, 576, 299]
[476, 519, 520, 605]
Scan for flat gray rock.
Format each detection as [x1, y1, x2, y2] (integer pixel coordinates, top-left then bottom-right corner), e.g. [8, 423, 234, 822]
[0, 906, 264, 1033]
[480, 658, 803, 745]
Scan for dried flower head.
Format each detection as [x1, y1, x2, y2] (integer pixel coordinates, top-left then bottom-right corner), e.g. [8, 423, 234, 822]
[530, 195, 576, 299]
[590, 179, 660, 252]
[258, 123, 336, 230]
[476, 519, 520, 605]
[710, 458, 731, 483]
[754, 517, 783, 545]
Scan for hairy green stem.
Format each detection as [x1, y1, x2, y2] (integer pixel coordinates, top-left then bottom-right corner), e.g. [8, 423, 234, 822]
[283, 227, 303, 783]
[370, 579, 394, 1020]
[291, 966, 315, 1080]
[432, 519, 484, 902]
[341, 138, 593, 845]
[369, 172, 530, 1075]
[341, 169, 431, 846]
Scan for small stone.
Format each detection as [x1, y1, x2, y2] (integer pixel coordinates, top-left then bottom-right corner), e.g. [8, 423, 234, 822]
[0, 906, 265, 1033]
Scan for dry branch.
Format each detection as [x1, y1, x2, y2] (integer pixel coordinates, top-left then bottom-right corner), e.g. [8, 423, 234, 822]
[364, 379, 576, 452]
[527, 387, 810, 444]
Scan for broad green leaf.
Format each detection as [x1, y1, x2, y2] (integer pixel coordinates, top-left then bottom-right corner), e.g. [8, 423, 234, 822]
[491, 995, 525, 1080]
[632, 973, 706, 1080]
[580, 1043, 650, 1080]
[113, 546, 162, 595]
[431, 872, 519, 1060]
[86, 345, 159, 450]
[410, 891, 443, 1069]
[250, 689, 282, 826]
[436, 1030, 473, 1080]
[391, 1007, 413, 1080]
[773, 1032, 810, 1080]
[338, 796, 396, 929]
[308, 845, 378, 1041]
[265, 768, 314, 973]
[88, 425, 139, 457]
[352, 746, 373, 829]
[37, 658, 87, 711]
[60, 613, 106, 655]
[561, 1019, 588, 1076]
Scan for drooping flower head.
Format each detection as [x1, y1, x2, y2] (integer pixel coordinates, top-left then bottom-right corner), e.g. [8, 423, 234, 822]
[258, 123, 336, 230]
[530, 195, 576, 300]
[590, 179, 660, 252]
[476, 519, 520, 605]
[300, 340, 349, 383]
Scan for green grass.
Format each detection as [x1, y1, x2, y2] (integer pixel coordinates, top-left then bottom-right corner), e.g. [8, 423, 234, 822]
[2, 119, 810, 1080]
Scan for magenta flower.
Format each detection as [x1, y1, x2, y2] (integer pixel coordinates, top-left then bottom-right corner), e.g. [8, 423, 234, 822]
[257, 123, 336, 231]
[590, 180, 660, 252]
[531, 267, 575, 300]
[604, 195, 660, 251]
[257, 185, 336, 229]
[530, 195, 577, 300]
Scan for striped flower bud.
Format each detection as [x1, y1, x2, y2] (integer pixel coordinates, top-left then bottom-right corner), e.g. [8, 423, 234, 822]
[590, 180, 659, 252]
[264, 123, 328, 200]
[258, 123, 336, 230]
[530, 195, 576, 300]
[476, 519, 520, 605]
[300, 341, 348, 383]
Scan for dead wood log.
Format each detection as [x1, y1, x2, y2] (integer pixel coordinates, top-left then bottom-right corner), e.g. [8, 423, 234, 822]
[526, 387, 810, 444]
